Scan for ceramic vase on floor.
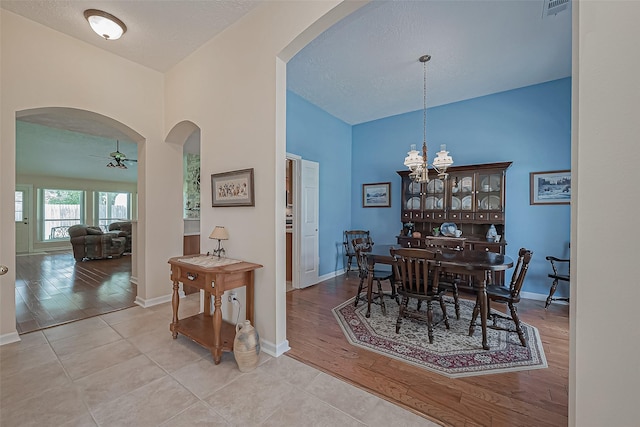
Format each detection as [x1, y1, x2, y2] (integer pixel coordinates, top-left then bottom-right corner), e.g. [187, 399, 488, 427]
[233, 319, 260, 372]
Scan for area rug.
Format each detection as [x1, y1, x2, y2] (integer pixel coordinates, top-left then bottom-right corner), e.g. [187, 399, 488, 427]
[332, 296, 547, 378]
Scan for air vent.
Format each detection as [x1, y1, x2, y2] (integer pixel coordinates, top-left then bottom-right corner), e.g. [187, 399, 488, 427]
[542, 0, 570, 18]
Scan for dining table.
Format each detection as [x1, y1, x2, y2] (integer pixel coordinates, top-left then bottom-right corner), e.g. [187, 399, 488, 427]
[365, 244, 514, 350]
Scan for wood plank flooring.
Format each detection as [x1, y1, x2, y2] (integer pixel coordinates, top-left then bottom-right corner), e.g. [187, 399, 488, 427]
[286, 273, 569, 427]
[15, 251, 134, 334]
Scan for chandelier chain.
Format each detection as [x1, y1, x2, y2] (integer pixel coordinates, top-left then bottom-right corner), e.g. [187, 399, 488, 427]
[423, 56, 427, 160]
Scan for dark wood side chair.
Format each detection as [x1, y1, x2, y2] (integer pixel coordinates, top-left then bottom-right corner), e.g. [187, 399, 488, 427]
[424, 237, 466, 320]
[391, 247, 450, 344]
[352, 238, 396, 312]
[545, 256, 570, 308]
[343, 230, 371, 276]
[470, 248, 533, 346]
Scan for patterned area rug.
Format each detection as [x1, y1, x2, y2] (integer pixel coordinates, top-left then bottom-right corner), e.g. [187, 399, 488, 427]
[332, 296, 547, 378]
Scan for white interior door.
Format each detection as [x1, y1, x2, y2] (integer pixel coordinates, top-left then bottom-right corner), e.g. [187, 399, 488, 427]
[15, 185, 30, 253]
[299, 159, 319, 288]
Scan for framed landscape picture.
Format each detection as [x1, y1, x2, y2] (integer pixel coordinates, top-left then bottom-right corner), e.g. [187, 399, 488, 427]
[211, 168, 255, 207]
[530, 170, 571, 205]
[362, 182, 391, 208]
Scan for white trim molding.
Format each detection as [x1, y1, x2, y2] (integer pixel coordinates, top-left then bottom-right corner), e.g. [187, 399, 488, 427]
[0, 331, 21, 346]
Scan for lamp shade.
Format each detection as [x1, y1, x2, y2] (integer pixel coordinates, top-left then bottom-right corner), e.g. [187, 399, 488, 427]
[209, 226, 229, 240]
[84, 9, 127, 40]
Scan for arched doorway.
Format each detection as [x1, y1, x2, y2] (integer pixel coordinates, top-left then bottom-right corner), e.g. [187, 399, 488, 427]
[14, 107, 144, 333]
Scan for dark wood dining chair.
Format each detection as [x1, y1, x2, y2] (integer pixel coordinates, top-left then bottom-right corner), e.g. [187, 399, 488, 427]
[470, 248, 533, 346]
[343, 230, 371, 276]
[352, 237, 396, 313]
[545, 256, 570, 308]
[391, 247, 450, 344]
[424, 237, 466, 320]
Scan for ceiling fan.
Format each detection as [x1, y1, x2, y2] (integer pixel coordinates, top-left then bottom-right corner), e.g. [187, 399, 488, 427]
[105, 140, 137, 169]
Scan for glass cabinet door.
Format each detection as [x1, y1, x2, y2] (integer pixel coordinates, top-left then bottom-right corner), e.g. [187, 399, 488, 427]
[476, 171, 502, 211]
[404, 178, 422, 211]
[451, 174, 474, 212]
[425, 177, 444, 210]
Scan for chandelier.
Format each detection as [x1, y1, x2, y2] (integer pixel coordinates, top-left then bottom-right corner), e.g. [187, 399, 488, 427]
[403, 55, 453, 183]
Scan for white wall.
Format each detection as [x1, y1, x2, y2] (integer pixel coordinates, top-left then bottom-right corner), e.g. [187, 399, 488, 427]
[0, 10, 173, 337]
[2, 1, 638, 424]
[572, 1, 640, 425]
[164, 1, 346, 353]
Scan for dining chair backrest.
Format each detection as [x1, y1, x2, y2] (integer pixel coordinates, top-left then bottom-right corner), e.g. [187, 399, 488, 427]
[390, 247, 441, 296]
[508, 248, 533, 300]
[352, 237, 373, 278]
[344, 230, 371, 257]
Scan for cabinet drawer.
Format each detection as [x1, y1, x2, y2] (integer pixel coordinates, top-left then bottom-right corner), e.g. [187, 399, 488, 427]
[397, 237, 423, 248]
[176, 270, 207, 288]
[401, 211, 412, 220]
[472, 243, 502, 253]
[477, 212, 504, 221]
[432, 212, 446, 220]
[460, 212, 474, 221]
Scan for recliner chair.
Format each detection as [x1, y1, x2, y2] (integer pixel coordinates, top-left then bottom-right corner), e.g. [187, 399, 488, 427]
[68, 224, 126, 261]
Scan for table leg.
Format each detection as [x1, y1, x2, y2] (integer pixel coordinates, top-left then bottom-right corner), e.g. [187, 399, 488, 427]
[212, 292, 223, 364]
[246, 271, 255, 325]
[479, 275, 489, 350]
[170, 279, 179, 339]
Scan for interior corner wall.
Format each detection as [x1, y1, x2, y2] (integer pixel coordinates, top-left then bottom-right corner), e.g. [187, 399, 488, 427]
[163, 1, 343, 351]
[351, 78, 572, 296]
[286, 90, 353, 276]
[572, 2, 640, 425]
[0, 10, 173, 337]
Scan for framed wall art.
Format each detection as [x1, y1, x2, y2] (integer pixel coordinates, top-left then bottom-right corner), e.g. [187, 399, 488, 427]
[211, 168, 255, 207]
[530, 170, 571, 205]
[362, 182, 391, 208]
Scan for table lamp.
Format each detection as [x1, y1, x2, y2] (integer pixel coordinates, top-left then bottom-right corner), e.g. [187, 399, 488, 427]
[209, 226, 229, 258]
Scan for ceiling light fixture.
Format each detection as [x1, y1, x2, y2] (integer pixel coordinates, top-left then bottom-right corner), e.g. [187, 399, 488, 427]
[84, 9, 127, 40]
[403, 55, 453, 183]
[107, 158, 127, 169]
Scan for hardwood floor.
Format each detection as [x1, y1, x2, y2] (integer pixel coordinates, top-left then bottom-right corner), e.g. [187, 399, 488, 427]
[15, 251, 134, 334]
[286, 273, 569, 427]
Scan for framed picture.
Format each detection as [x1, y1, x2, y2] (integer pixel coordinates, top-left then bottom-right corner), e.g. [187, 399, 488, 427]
[530, 170, 571, 205]
[211, 168, 255, 207]
[362, 182, 391, 208]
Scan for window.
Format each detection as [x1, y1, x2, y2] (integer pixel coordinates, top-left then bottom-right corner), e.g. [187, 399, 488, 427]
[96, 192, 131, 229]
[15, 191, 23, 222]
[41, 189, 84, 240]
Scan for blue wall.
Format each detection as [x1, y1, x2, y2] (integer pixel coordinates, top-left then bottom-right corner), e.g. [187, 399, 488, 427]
[351, 78, 572, 296]
[286, 91, 353, 275]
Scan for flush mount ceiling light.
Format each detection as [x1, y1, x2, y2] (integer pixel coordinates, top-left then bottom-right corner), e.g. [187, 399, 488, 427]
[84, 9, 127, 40]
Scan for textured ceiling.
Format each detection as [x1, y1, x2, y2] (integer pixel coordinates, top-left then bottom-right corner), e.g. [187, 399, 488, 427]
[287, 0, 572, 124]
[4, 0, 571, 182]
[1, 0, 261, 72]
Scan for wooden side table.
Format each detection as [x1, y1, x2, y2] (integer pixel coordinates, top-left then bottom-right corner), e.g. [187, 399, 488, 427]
[168, 255, 263, 364]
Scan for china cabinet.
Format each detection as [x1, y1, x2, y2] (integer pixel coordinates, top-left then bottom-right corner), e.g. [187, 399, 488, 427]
[398, 162, 512, 254]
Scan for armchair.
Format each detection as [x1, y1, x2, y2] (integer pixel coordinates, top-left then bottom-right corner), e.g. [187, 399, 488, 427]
[68, 224, 126, 261]
[108, 221, 132, 253]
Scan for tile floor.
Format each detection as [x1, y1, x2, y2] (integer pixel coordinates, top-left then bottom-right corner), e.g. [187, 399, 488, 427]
[0, 294, 438, 426]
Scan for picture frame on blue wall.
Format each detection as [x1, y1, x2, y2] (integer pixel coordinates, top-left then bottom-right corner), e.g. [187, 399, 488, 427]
[362, 182, 391, 208]
[530, 170, 571, 205]
[211, 168, 255, 207]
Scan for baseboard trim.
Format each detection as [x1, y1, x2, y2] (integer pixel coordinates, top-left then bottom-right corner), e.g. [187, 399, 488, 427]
[135, 293, 172, 308]
[261, 338, 290, 357]
[521, 290, 569, 305]
[0, 331, 21, 346]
